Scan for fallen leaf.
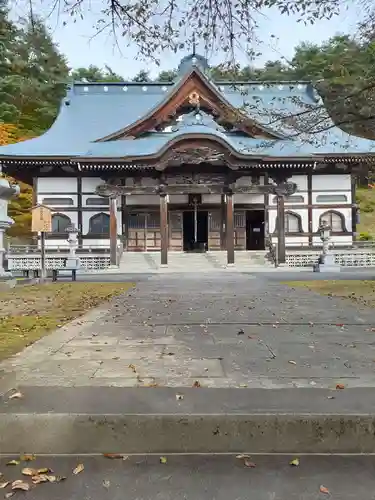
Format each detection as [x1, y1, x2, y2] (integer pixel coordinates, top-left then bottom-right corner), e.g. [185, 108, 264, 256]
[193, 381, 201, 388]
[103, 480, 111, 489]
[9, 392, 23, 400]
[160, 457, 167, 464]
[236, 454, 251, 459]
[320, 485, 330, 494]
[103, 453, 124, 459]
[56, 476, 67, 482]
[336, 383, 345, 390]
[176, 394, 184, 400]
[0, 482, 10, 489]
[244, 459, 256, 468]
[37, 468, 53, 474]
[289, 458, 300, 466]
[6, 461, 19, 466]
[22, 467, 37, 476]
[73, 463, 84, 475]
[12, 481, 30, 491]
[288, 360, 297, 365]
[32, 475, 48, 484]
[21, 454, 36, 462]
[5, 492, 15, 499]
[128, 364, 137, 373]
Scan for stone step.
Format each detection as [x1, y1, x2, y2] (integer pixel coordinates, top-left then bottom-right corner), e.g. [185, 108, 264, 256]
[1, 387, 375, 454]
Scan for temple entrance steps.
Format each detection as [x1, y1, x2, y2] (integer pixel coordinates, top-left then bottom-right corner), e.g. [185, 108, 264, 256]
[208, 250, 273, 269]
[117, 250, 273, 273]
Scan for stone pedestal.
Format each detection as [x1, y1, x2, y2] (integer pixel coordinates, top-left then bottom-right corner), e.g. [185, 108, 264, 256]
[313, 253, 340, 272]
[66, 225, 81, 270]
[0, 177, 20, 281]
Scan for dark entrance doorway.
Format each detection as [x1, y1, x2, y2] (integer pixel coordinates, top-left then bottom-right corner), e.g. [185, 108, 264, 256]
[183, 210, 208, 252]
[246, 210, 265, 250]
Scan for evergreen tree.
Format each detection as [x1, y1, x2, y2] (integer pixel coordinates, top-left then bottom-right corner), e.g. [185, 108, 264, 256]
[13, 17, 69, 134]
[71, 64, 124, 82]
[0, 0, 22, 123]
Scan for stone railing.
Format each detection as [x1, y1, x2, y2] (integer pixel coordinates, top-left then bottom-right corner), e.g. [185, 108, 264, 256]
[286, 249, 375, 268]
[6, 254, 111, 272]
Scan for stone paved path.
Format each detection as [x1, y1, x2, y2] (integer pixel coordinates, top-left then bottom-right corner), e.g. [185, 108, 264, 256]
[2, 273, 375, 389]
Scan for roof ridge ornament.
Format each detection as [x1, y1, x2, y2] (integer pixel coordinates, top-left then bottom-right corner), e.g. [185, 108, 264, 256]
[171, 109, 226, 133]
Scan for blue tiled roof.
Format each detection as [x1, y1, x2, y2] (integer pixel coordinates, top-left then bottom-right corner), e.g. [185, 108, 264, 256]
[0, 67, 375, 160]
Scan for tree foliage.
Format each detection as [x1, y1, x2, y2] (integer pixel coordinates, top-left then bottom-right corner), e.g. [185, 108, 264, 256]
[71, 65, 124, 82]
[0, 124, 33, 239]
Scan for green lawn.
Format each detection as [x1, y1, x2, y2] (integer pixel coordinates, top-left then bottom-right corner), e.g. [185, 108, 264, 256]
[285, 280, 375, 309]
[0, 282, 133, 361]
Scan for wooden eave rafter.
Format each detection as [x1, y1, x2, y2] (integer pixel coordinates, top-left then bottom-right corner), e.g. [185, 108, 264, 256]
[95, 68, 284, 142]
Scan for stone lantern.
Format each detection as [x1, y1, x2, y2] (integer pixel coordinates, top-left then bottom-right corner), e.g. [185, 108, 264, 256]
[66, 223, 81, 270]
[314, 220, 340, 272]
[0, 175, 20, 281]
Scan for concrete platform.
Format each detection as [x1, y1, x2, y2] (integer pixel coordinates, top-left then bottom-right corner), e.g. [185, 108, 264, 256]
[2, 387, 375, 454]
[0, 454, 374, 499]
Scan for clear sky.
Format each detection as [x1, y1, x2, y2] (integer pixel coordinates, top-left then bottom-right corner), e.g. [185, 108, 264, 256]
[13, 1, 359, 78]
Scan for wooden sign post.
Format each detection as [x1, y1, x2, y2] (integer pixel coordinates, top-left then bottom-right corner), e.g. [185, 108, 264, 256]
[31, 205, 52, 280]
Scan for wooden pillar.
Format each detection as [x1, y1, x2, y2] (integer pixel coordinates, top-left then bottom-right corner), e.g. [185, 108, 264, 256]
[77, 176, 83, 246]
[220, 194, 226, 250]
[307, 172, 313, 247]
[109, 195, 118, 266]
[160, 193, 168, 266]
[277, 195, 286, 264]
[226, 193, 234, 265]
[351, 174, 357, 240]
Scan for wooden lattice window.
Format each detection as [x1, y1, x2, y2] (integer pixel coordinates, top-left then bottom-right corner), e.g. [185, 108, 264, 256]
[319, 211, 346, 232]
[89, 213, 110, 235]
[51, 214, 71, 233]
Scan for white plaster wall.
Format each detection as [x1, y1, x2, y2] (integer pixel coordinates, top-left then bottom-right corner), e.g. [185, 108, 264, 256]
[202, 194, 221, 204]
[126, 195, 159, 205]
[312, 235, 352, 247]
[38, 194, 78, 207]
[312, 191, 351, 204]
[288, 174, 308, 191]
[312, 174, 351, 191]
[269, 194, 307, 205]
[37, 177, 77, 193]
[234, 194, 264, 204]
[82, 195, 121, 207]
[45, 239, 70, 248]
[272, 236, 310, 247]
[169, 195, 188, 204]
[312, 207, 351, 233]
[82, 238, 111, 247]
[82, 178, 104, 192]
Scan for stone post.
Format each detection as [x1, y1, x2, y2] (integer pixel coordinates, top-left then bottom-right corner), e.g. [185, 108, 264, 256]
[0, 173, 20, 280]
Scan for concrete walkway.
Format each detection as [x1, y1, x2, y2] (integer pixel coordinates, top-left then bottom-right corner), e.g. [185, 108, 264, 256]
[1, 455, 374, 499]
[1, 273, 375, 390]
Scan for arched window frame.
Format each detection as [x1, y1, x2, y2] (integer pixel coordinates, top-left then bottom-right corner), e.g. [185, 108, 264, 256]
[274, 211, 303, 234]
[319, 210, 347, 233]
[51, 213, 71, 234]
[88, 212, 110, 236]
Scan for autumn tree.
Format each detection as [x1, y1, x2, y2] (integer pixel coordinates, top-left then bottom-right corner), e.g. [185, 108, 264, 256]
[0, 124, 33, 240]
